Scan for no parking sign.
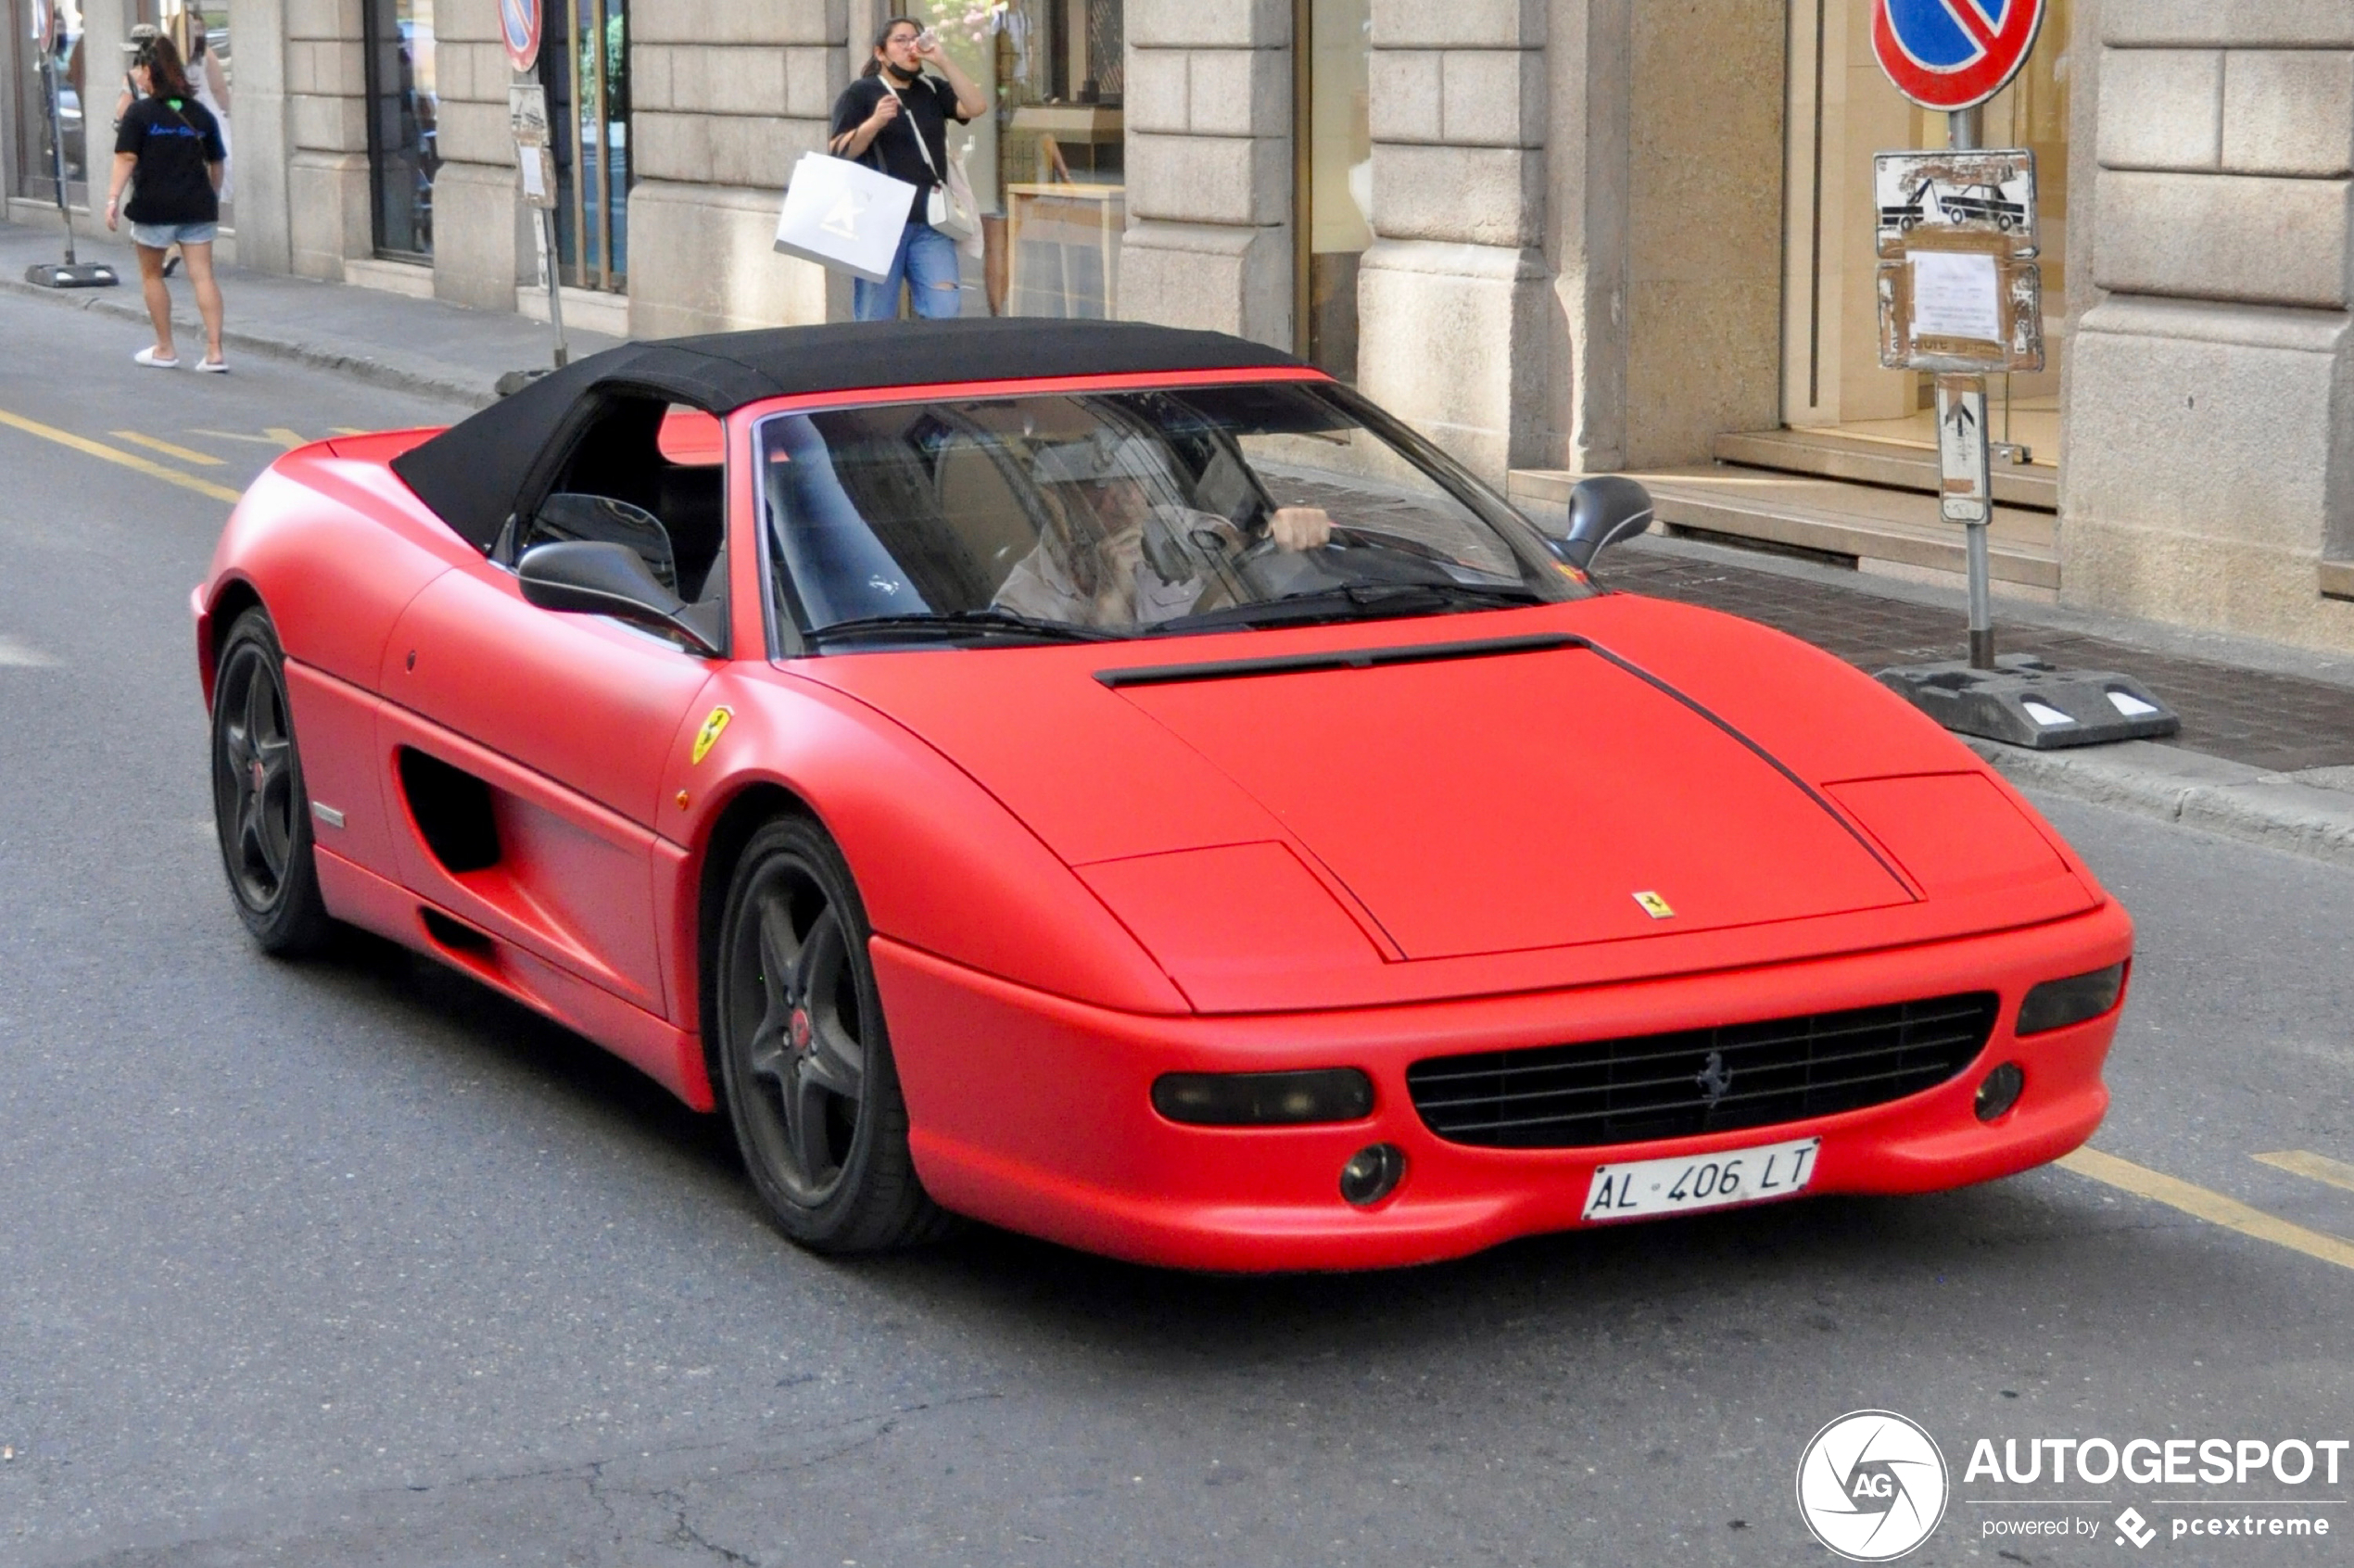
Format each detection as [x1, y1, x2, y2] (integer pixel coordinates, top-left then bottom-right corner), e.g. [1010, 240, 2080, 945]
[500, 0, 541, 73]
[1872, 0, 2047, 112]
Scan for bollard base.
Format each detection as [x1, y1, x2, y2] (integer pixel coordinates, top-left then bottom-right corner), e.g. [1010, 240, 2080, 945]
[1877, 655, 2180, 750]
[25, 261, 118, 288]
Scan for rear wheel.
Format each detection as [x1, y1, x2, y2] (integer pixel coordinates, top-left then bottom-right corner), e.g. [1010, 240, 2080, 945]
[210, 608, 334, 955]
[715, 816, 944, 1252]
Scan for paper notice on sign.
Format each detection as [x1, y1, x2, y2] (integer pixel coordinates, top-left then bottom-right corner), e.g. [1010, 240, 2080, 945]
[1912, 251, 2002, 343]
[520, 148, 546, 200]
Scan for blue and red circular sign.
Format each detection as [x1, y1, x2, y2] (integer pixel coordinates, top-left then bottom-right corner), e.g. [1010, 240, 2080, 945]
[500, 0, 541, 73]
[1873, 0, 2047, 112]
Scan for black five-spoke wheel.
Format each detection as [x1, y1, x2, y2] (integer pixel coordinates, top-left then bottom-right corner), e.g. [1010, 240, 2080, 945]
[715, 816, 943, 1251]
[210, 609, 332, 955]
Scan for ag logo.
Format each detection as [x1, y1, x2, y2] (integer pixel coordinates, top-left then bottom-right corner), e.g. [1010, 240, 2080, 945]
[1796, 1410, 1950, 1562]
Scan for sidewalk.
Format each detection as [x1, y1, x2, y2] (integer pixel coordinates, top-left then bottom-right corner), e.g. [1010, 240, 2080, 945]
[5, 214, 2348, 868]
[0, 214, 617, 407]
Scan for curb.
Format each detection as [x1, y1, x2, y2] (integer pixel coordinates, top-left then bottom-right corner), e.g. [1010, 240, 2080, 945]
[0, 270, 498, 409]
[1968, 737, 2354, 872]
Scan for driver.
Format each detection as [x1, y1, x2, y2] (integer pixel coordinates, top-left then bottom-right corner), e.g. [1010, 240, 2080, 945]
[993, 430, 1332, 630]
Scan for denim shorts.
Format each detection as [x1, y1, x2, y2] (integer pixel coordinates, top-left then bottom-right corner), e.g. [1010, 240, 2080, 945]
[130, 221, 218, 248]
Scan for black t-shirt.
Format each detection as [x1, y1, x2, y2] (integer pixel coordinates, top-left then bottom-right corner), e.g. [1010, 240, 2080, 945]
[829, 72, 968, 226]
[115, 93, 224, 225]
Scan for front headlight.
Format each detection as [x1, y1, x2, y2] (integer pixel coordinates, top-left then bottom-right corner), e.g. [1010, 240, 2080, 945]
[2017, 962, 2128, 1036]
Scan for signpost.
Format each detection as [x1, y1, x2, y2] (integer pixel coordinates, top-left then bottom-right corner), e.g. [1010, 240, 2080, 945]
[509, 77, 570, 376]
[1866, 0, 2177, 748]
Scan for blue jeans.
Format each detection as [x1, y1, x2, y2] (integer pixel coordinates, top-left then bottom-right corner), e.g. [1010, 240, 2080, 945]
[854, 221, 963, 321]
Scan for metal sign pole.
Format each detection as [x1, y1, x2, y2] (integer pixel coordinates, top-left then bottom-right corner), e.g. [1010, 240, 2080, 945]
[1946, 107, 1994, 671]
[23, 41, 119, 287]
[539, 205, 569, 369]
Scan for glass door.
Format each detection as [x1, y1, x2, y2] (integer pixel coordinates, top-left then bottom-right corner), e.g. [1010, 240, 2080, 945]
[361, 0, 437, 259]
[543, 0, 626, 290]
[1299, 0, 1371, 378]
[10, 0, 88, 207]
[896, 0, 1124, 319]
[1781, 0, 2069, 463]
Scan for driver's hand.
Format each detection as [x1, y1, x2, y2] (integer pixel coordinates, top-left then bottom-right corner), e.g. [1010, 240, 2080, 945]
[1269, 505, 1333, 551]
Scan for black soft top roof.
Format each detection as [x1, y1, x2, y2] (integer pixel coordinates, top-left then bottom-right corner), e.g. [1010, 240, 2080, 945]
[389, 318, 1305, 551]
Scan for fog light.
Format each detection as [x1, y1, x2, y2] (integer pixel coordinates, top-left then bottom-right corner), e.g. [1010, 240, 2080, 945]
[1975, 1063, 2025, 1122]
[1151, 1068, 1373, 1127]
[2017, 962, 2128, 1036]
[1338, 1143, 1406, 1207]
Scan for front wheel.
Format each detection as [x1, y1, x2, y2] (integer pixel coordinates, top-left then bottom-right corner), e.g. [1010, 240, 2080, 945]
[714, 816, 944, 1252]
[210, 608, 333, 955]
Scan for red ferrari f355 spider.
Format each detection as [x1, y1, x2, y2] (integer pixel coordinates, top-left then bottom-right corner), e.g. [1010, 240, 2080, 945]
[196, 320, 2131, 1270]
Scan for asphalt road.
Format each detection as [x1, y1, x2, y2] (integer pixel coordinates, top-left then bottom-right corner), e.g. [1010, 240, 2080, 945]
[3, 293, 2352, 1567]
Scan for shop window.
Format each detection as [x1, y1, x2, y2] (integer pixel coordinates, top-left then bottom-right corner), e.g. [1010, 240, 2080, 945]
[897, 0, 1123, 320]
[543, 0, 627, 290]
[1302, 0, 1372, 378]
[10, 0, 88, 205]
[361, 0, 437, 259]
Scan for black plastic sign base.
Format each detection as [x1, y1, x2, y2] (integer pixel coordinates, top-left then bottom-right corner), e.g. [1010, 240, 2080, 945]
[1877, 654, 2181, 750]
[25, 261, 118, 288]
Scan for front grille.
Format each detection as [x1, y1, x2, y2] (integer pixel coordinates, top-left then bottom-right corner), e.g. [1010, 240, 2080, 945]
[1406, 993, 2000, 1149]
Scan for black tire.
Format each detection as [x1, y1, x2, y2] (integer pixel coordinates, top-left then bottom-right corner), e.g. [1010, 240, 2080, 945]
[714, 816, 945, 1252]
[210, 608, 334, 956]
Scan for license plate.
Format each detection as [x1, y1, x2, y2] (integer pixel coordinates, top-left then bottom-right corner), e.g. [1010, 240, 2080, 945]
[1582, 1137, 1820, 1221]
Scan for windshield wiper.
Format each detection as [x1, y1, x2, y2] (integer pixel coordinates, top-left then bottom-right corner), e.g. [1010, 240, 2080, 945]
[1149, 581, 1543, 633]
[804, 609, 1119, 647]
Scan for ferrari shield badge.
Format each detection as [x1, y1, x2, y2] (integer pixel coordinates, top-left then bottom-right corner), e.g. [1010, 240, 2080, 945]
[691, 706, 733, 765]
[1633, 891, 1676, 920]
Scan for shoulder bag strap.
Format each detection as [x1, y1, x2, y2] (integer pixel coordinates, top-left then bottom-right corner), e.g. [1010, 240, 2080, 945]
[880, 78, 943, 187]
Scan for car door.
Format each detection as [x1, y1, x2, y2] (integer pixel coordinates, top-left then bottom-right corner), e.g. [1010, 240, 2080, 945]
[373, 551, 716, 1020]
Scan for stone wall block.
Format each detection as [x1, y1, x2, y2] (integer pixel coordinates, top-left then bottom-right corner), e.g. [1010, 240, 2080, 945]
[632, 0, 839, 47]
[634, 111, 713, 185]
[664, 44, 788, 116]
[706, 114, 828, 191]
[285, 0, 359, 43]
[2095, 48, 2221, 171]
[1355, 239, 1551, 477]
[289, 91, 366, 154]
[285, 149, 371, 278]
[1127, 0, 1287, 49]
[1371, 143, 1542, 246]
[1437, 48, 1543, 147]
[2095, 170, 2352, 309]
[429, 159, 532, 309]
[2223, 51, 2354, 177]
[1368, 50, 1441, 142]
[1125, 47, 1189, 133]
[1126, 132, 1290, 226]
[633, 45, 675, 112]
[435, 98, 516, 167]
[1119, 220, 1293, 347]
[1370, 0, 1542, 50]
[2107, 1, 2354, 48]
[1187, 48, 1289, 138]
[785, 46, 839, 120]
[628, 179, 833, 334]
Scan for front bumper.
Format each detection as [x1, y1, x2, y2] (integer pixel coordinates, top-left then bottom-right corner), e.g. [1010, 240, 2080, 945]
[879, 901, 2133, 1271]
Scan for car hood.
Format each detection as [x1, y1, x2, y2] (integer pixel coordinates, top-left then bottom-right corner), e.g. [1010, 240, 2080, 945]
[795, 616, 1919, 964]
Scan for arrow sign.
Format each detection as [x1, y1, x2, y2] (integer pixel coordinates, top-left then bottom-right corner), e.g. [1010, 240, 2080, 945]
[1872, 0, 2047, 112]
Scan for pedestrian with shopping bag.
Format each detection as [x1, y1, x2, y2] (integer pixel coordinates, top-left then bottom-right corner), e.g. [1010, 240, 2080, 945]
[826, 19, 985, 321]
[104, 33, 229, 372]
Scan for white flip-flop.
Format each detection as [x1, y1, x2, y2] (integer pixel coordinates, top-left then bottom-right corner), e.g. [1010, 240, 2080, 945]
[193, 358, 230, 374]
[133, 347, 180, 369]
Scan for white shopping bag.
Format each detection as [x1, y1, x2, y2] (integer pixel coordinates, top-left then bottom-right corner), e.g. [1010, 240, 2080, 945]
[774, 151, 918, 284]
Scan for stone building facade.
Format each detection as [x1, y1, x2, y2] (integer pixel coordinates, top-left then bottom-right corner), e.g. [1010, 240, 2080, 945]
[6, 0, 2353, 653]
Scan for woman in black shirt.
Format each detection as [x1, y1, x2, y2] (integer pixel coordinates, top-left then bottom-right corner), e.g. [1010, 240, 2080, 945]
[105, 35, 229, 371]
[828, 19, 985, 321]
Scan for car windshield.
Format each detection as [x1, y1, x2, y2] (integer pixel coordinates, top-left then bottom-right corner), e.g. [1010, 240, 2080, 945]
[756, 381, 1586, 649]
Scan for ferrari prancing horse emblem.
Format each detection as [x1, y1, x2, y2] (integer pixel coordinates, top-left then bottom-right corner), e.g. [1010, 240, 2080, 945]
[691, 706, 733, 765]
[1633, 891, 1675, 920]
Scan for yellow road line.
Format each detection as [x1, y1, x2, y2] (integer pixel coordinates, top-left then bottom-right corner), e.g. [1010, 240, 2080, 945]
[190, 427, 310, 449]
[2256, 1150, 2354, 1195]
[2061, 1147, 2354, 1273]
[332, 425, 370, 436]
[0, 408, 243, 504]
[110, 429, 226, 465]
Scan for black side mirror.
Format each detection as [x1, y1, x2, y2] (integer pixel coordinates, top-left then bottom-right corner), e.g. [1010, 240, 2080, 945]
[528, 492, 678, 593]
[1550, 476, 1655, 570]
[518, 540, 724, 658]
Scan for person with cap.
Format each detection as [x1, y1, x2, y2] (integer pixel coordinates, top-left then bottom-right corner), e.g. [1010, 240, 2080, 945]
[105, 32, 229, 371]
[993, 429, 1335, 630]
